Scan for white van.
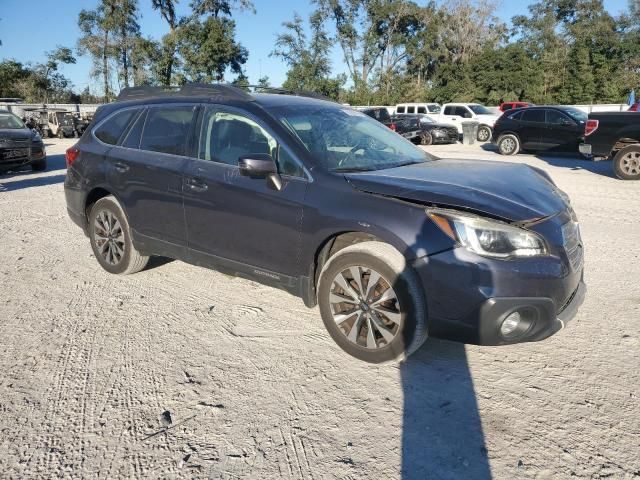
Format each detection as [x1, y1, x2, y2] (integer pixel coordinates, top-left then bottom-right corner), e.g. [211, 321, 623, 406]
[395, 103, 441, 115]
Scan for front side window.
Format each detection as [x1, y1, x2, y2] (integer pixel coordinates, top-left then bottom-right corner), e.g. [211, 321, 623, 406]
[275, 105, 432, 173]
[417, 106, 426, 114]
[139, 106, 195, 155]
[94, 109, 138, 145]
[199, 109, 303, 177]
[456, 106, 472, 118]
[443, 106, 455, 115]
[546, 110, 573, 125]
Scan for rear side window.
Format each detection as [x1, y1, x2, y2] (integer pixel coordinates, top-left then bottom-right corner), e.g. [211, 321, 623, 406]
[546, 109, 572, 125]
[443, 106, 455, 115]
[456, 106, 472, 118]
[94, 109, 137, 145]
[140, 106, 195, 155]
[522, 110, 545, 123]
[407, 106, 415, 114]
[396, 106, 405, 114]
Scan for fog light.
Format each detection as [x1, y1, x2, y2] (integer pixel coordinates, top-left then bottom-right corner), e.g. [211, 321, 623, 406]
[500, 311, 522, 338]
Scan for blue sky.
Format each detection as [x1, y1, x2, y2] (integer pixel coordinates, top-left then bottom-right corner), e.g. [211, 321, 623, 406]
[0, 0, 631, 93]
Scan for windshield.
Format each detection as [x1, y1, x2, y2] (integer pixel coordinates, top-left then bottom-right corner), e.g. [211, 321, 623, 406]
[56, 112, 74, 126]
[275, 105, 432, 172]
[469, 104, 493, 115]
[420, 115, 435, 124]
[0, 112, 25, 129]
[428, 104, 441, 113]
[562, 107, 588, 123]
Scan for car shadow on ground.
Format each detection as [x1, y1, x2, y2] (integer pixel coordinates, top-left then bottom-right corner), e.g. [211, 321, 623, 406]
[480, 143, 615, 178]
[0, 154, 67, 192]
[400, 340, 491, 480]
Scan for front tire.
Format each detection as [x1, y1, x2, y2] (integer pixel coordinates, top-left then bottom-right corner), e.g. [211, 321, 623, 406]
[88, 196, 149, 274]
[31, 158, 47, 171]
[420, 131, 433, 146]
[317, 241, 427, 363]
[477, 125, 492, 142]
[57, 129, 64, 139]
[497, 134, 520, 155]
[613, 145, 640, 180]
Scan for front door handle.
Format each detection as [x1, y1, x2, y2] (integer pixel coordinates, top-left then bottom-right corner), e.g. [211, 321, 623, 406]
[186, 177, 208, 192]
[113, 162, 129, 173]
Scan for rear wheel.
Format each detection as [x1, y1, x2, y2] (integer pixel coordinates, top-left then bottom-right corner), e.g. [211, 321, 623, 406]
[88, 196, 149, 274]
[613, 145, 640, 180]
[317, 241, 427, 363]
[477, 125, 492, 142]
[497, 134, 520, 155]
[57, 129, 64, 139]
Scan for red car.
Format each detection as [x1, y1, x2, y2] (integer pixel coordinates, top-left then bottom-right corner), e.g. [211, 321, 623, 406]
[500, 101, 530, 112]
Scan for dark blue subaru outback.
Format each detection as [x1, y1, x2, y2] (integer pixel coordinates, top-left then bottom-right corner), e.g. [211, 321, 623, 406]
[64, 84, 585, 363]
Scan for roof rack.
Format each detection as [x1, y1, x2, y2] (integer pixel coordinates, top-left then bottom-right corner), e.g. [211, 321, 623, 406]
[116, 83, 254, 102]
[246, 85, 337, 103]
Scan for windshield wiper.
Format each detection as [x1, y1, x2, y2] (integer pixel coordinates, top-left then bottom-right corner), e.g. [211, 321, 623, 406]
[332, 166, 375, 173]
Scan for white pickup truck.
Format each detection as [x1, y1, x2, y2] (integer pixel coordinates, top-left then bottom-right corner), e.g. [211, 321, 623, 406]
[437, 103, 501, 142]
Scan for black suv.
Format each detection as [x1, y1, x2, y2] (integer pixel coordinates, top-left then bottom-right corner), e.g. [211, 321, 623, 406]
[493, 106, 587, 155]
[0, 109, 47, 172]
[64, 84, 586, 363]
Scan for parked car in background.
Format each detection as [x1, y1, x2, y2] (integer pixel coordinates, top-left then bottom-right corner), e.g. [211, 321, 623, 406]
[392, 114, 458, 145]
[0, 109, 46, 172]
[64, 83, 585, 363]
[627, 102, 640, 112]
[493, 106, 586, 156]
[500, 101, 531, 112]
[23, 107, 76, 138]
[360, 107, 396, 131]
[395, 103, 441, 115]
[579, 112, 640, 180]
[438, 103, 500, 142]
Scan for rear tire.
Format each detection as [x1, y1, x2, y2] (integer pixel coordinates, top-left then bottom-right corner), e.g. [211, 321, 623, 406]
[497, 134, 520, 155]
[88, 196, 149, 275]
[613, 145, 640, 180]
[31, 158, 47, 171]
[317, 241, 428, 363]
[477, 125, 492, 142]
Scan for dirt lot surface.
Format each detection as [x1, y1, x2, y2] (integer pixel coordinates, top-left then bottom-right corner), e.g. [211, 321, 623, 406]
[1, 139, 638, 479]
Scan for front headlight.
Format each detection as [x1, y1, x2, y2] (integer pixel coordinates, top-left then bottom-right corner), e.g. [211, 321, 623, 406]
[428, 208, 548, 258]
[32, 132, 42, 142]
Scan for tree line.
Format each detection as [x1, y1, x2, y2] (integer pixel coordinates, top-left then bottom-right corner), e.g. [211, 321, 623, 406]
[1, 0, 639, 106]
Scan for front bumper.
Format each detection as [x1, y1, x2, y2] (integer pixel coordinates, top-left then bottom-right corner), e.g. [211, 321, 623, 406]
[412, 247, 585, 346]
[0, 144, 46, 171]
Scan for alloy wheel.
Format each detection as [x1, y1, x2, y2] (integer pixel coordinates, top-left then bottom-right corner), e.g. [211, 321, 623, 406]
[329, 266, 401, 349]
[620, 151, 640, 176]
[501, 137, 516, 154]
[93, 210, 125, 265]
[478, 128, 490, 142]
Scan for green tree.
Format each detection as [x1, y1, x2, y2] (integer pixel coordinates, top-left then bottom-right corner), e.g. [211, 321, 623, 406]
[151, 0, 181, 85]
[271, 11, 345, 98]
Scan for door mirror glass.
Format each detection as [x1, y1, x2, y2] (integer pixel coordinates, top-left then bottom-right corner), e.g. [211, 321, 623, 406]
[238, 154, 277, 177]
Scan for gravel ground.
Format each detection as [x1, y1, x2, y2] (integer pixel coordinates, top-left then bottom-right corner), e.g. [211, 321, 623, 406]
[0, 139, 638, 479]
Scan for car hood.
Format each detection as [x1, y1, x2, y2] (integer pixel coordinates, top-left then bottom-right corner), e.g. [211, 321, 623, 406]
[0, 128, 33, 141]
[344, 159, 567, 222]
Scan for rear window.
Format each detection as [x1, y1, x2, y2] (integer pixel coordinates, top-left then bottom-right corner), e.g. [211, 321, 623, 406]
[522, 109, 545, 123]
[94, 109, 138, 145]
[140, 106, 196, 155]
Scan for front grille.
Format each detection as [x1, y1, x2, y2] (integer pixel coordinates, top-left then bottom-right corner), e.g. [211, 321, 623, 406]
[562, 220, 583, 271]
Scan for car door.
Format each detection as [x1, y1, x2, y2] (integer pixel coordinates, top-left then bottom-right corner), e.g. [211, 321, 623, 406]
[182, 105, 308, 280]
[518, 109, 546, 149]
[543, 109, 582, 151]
[105, 104, 197, 258]
[442, 106, 464, 132]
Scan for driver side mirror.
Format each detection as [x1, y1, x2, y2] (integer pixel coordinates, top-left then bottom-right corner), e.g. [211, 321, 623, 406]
[238, 154, 282, 191]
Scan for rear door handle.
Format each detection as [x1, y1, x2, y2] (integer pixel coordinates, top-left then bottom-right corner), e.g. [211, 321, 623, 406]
[113, 162, 129, 173]
[186, 177, 208, 192]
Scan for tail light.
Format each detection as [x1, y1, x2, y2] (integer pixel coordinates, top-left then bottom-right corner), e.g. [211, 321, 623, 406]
[584, 119, 599, 137]
[389, 123, 397, 131]
[65, 147, 79, 168]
